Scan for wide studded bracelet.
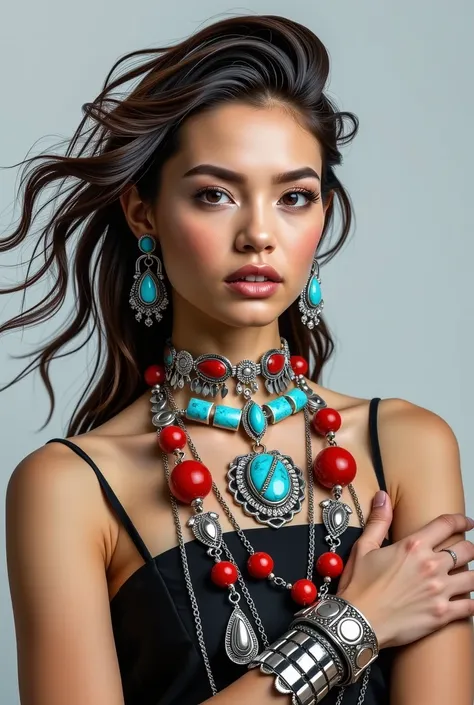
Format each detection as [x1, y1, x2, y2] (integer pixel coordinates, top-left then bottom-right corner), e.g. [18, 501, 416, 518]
[290, 595, 379, 687]
[248, 625, 343, 705]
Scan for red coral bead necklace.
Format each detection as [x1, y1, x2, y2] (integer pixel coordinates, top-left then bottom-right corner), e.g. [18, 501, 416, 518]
[145, 357, 365, 614]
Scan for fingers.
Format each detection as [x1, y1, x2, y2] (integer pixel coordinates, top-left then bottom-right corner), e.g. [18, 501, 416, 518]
[436, 540, 474, 571]
[447, 569, 474, 598]
[355, 491, 393, 555]
[336, 552, 354, 594]
[412, 513, 474, 548]
[445, 597, 474, 623]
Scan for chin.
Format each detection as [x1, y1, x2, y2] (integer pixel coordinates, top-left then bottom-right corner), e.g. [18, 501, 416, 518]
[211, 301, 289, 329]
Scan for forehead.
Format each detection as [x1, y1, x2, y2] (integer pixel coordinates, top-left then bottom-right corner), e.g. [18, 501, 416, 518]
[173, 102, 323, 176]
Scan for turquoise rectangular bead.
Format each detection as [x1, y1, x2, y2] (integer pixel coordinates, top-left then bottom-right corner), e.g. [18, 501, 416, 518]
[284, 388, 308, 413]
[213, 404, 242, 431]
[264, 396, 293, 424]
[185, 398, 213, 425]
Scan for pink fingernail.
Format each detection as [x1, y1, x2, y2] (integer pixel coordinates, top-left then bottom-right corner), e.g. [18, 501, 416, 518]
[373, 491, 386, 508]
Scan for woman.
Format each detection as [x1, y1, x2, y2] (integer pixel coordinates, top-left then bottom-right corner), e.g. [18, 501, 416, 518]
[3, 13, 474, 705]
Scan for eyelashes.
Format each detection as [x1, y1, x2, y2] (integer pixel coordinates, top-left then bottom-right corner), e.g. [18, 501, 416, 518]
[193, 186, 321, 209]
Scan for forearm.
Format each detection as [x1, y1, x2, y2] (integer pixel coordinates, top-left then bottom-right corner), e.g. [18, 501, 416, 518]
[200, 667, 284, 705]
[390, 620, 474, 705]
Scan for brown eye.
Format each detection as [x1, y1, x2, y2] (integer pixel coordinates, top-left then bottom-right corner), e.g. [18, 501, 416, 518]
[205, 190, 224, 203]
[279, 189, 321, 209]
[194, 187, 232, 205]
[281, 192, 300, 206]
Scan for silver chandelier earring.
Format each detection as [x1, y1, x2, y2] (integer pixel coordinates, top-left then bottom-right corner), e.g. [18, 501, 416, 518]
[298, 257, 324, 329]
[129, 235, 169, 327]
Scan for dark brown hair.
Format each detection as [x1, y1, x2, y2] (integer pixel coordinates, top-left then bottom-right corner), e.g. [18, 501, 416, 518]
[0, 14, 358, 435]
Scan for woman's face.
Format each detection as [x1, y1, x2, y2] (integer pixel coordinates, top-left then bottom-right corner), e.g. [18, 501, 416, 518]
[150, 101, 327, 330]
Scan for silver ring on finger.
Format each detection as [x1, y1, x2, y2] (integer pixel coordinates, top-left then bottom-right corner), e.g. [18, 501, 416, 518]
[440, 547, 458, 569]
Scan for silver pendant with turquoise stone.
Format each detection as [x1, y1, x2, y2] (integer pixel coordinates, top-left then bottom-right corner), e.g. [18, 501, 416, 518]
[241, 399, 268, 444]
[227, 399, 305, 528]
[227, 448, 305, 529]
[129, 235, 169, 327]
[298, 257, 324, 330]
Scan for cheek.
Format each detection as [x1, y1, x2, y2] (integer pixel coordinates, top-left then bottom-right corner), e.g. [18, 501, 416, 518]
[160, 211, 225, 278]
[288, 223, 323, 273]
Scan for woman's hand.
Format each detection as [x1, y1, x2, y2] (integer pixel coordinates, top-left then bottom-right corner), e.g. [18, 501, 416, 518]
[337, 491, 474, 649]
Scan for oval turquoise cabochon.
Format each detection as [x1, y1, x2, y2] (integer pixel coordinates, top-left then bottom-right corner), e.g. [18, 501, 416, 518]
[139, 235, 155, 253]
[308, 275, 322, 306]
[248, 453, 291, 503]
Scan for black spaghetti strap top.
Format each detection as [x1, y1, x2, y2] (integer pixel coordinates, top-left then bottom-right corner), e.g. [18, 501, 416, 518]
[46, 397, 393, 705]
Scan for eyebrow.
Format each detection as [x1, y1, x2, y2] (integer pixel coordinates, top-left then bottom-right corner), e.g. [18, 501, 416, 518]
[182, 164, 320, 184]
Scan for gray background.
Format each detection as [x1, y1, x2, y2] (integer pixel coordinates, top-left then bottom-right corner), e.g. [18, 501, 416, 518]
[0, 1, 472, 702]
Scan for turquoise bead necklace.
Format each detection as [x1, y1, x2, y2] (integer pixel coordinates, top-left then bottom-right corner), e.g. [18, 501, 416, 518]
[183, 386, 308, 436]
[181, 387, 312, 527]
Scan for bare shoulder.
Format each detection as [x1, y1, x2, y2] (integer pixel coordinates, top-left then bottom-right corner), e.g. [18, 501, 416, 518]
[320, 385, 459, 469]
[6, 439, 118, 570]
[375, 396, 460, 482]
[372, 397, 463, 537]
[314, 384, 460, 497]
[6, 441, 128, 704]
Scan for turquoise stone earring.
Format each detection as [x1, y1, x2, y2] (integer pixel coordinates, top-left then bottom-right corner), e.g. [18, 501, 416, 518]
[129, 235, 169, 327]
[298, 257, 324, 329]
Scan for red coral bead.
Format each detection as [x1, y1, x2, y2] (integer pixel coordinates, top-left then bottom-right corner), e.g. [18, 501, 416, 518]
[159, 426, 186, 453]
[247, 552, 274, 579]
[144, 364, 166, 386]
[169, 460, 212, 504]
[267, 353, 285, 375]
[211, 561, 238, 587]
[316, 552, 344, 579]
[290, 356, 308, 376]
[196, 359, 227, 380]
[291, 579, 317, 606]
[313, 446, 357, 488]
[312, 408, 342, 435]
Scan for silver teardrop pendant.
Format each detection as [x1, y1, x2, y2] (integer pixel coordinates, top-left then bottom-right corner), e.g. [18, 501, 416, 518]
[224, 605, 259, 664]
[187, 511, 222, 550]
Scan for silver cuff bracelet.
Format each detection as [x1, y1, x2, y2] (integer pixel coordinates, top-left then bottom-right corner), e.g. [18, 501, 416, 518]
[248, 626, 342, 705]
[291, 595, 379, 686]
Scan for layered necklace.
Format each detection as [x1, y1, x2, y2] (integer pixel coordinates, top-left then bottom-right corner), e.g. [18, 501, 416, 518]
[144, 338, 370, 703]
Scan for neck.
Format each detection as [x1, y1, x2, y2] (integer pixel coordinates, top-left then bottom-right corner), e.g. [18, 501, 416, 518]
[170, 296, 283, 365]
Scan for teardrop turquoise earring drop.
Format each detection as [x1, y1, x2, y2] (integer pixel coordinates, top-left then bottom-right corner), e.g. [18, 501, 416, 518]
[298, 257, 324, 329]
[129, 235, 169, 327]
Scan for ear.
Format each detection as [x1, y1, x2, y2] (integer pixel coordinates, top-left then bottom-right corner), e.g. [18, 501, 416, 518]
[323, 189, 334, 215]
[119, 184, 157, 241]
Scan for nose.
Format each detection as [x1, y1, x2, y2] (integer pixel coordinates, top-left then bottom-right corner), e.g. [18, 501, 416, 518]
[233, 202, 276, 254]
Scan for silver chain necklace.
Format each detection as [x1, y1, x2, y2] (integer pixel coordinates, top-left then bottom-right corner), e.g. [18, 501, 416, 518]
[160, 385, 370, 702]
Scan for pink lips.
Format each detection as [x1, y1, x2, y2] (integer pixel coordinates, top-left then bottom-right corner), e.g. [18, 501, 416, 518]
[224, 264, 283, 299]
[225, 264, 283, 283]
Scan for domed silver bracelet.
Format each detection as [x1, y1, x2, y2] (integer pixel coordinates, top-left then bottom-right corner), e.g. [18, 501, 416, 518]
[248, 596, 379, 705]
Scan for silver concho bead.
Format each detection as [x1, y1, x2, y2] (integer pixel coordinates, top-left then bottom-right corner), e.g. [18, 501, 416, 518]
[152, 410, 176, 427]
[150, 398, 169, 413]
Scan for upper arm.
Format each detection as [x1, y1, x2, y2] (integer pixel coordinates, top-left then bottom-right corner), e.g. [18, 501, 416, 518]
[378, 399, 474, 705]
[5, 444, 125, 705]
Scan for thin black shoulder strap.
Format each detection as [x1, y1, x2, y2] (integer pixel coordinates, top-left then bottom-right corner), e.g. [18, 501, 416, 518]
[368, 398, 387, 493]
[46, 438, 153, 564]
